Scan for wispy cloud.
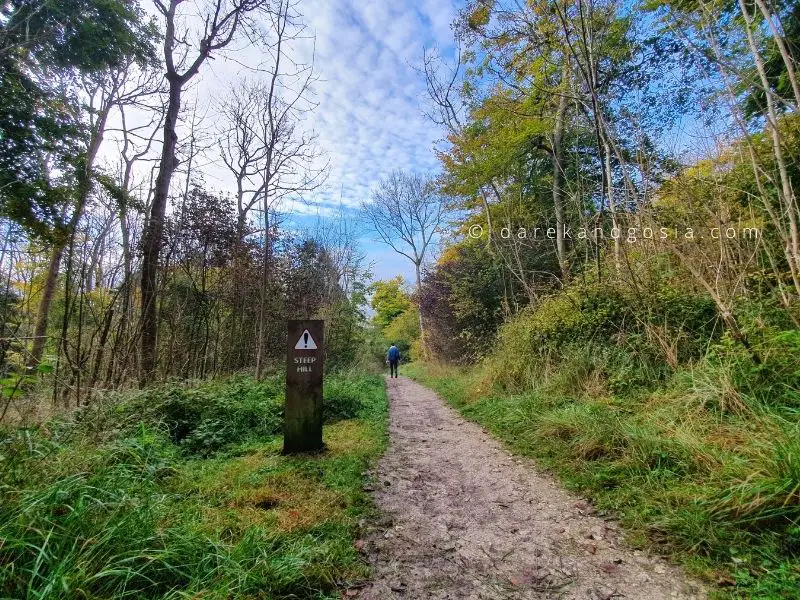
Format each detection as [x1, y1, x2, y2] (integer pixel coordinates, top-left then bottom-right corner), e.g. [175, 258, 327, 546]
[281, 0, 459, 281]
[297, 0, 458, 210]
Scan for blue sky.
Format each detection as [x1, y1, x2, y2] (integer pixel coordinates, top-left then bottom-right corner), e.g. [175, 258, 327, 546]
[280, 0, 460, 283]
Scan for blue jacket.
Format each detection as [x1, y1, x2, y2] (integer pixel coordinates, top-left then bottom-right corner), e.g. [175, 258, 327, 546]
[387, 346, 400, 361]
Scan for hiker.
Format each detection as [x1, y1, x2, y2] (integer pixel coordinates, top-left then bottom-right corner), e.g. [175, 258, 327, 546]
[386, 343, 400, 378]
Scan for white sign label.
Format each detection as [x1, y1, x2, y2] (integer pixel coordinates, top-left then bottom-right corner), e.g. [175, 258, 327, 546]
[294, 329, 318, 350]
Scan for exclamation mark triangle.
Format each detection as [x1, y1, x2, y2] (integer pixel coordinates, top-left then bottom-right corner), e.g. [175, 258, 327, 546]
[294, 329, 317, 350]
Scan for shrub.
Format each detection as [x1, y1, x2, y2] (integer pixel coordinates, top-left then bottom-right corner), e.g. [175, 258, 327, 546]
[108, 377, 285, 456]
[486, 280, 719, 394]
[70, 375, 383, 458]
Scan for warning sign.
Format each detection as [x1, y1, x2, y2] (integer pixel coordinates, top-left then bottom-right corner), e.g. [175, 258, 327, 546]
[284, 320, 324, 454]
[294, 329, 318, 350]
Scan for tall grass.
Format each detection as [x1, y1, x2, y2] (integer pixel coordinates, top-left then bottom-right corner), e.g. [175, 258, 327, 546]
[0, 374, 388, 599]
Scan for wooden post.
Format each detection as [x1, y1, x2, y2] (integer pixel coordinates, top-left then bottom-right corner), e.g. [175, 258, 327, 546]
[284, 319, 324, 453]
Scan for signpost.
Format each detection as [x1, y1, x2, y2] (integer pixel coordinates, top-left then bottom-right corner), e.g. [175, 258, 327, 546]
[284, 319, 324, 454]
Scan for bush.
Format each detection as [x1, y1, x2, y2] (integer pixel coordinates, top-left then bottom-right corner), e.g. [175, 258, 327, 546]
[709, 329, 800, 408]
[107, 377, 285, 456]
[486, 281, 719, 394]
[383, 307, 420, 361]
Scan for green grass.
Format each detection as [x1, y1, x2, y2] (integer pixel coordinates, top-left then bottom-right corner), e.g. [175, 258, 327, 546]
[0, 373, 388, 599]
[403, 362, 800, 599]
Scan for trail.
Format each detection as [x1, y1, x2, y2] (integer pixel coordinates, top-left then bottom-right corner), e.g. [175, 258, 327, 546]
[355, 376, 706, 600]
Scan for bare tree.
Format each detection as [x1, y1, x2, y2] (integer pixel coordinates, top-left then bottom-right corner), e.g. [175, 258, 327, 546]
[422, 41, 465, 134]
[362, 170, 447, 343]
[139, 0, 271, 385]
[218, 0, 326, 378]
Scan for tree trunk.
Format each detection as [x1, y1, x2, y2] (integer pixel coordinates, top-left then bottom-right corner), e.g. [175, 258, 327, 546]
[139, 78, 182, 386]
[28, 99, 110, 369]
[414, 260, 425, 357]
[231, 211, 248, 369]
[603, 137, 621, 275]
[552, 66, 569, 281]
[29, 242, 64, 366]
[255, 205, 271, 379]
[753, 0, 800, 108]
[738, 0, 800, 289]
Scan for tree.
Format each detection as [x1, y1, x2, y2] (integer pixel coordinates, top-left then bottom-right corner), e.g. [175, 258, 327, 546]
[0, 0, 155, 238]
[0, 0, 157, 369]
[647, 0, 800, 343]
[139, 0, 272, 385]
[218, 0, 325, 377]
[361, 170, 447, 345]
[742, 2, 800, 118]
[371, 277, 412, 330]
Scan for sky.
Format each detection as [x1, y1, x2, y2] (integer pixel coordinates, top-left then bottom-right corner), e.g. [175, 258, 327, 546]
[195, 0, 461, 284]
[293, 0, 459, 282]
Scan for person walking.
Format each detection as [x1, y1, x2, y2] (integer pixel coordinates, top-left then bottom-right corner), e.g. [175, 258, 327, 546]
[386, 343, 400, 378]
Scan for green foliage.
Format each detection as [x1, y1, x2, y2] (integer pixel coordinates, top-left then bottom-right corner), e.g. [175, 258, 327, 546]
[370, 276, 412, 330]
[420, 242, 509, 363]
[487, 280, 719, 393]
[322, 282, 371, 373]
[708, 328, 800, 409]
[87, 377, 286, 457]
[369, 276, 420, 362]
[71, 375, 381, 458]
[0, 373, 388, 599]
[0, 0, 156, 238]
[383, 306, 420, 359]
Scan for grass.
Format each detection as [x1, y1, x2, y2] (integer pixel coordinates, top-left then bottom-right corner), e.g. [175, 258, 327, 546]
[0, 373, 388, 599]
[403, 361, 800, 599]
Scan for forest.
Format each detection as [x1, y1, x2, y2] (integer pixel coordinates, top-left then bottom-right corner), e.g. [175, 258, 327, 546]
[2, 0, 800, 598]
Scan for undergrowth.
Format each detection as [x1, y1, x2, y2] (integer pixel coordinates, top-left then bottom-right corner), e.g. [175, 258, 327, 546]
[0, 373, 388, 599]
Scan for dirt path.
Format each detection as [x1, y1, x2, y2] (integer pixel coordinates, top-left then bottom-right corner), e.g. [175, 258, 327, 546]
[356, 376, 706, 600]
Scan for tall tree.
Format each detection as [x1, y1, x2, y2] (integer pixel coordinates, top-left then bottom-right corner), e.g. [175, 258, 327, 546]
[0, 0, 156, 368]
[139, 0, 270, 385]
[0, 0, 154, 237]
[218, 0, 325, 377]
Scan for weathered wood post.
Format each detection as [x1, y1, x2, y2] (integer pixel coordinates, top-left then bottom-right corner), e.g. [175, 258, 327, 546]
[284, 319, 324, 453]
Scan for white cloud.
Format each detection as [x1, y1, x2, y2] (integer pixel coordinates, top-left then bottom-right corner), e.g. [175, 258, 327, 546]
[187, 0, 457, 216]
[296, 0, 458, 210]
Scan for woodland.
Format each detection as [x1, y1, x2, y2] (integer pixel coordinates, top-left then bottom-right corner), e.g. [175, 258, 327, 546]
[2, 0, 800, 597]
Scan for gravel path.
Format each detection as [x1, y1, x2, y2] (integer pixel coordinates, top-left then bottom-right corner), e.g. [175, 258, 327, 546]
[355, 376, 706, 600]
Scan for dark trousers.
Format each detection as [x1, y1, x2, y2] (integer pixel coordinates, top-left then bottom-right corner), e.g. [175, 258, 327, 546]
[389, 359, 399, 378]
